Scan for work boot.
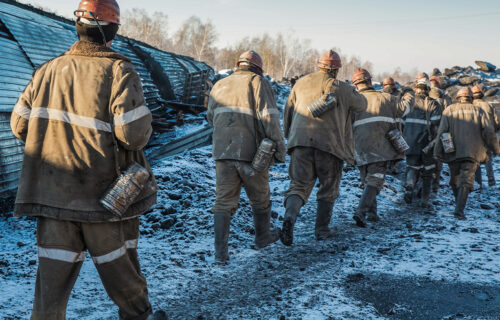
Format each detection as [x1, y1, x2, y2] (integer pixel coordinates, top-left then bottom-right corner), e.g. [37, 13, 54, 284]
[454, 187, 470, 220]
[354, 185, 377, 227]
[475, 166, 483, 190]
[404, 169, 418, 204]
[214, 211, 231, 264]
[315, 200, 335, 240]
[421, 177, 432, 208]
[253, 206, 280, 248]
[280, 195, 303, 246]
[148, 310, 168, 320]
[366, 195, 380, 222]
[485, 161, 496, 187]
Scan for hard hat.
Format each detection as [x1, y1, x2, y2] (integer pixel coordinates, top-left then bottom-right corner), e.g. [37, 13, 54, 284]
[429, 76, 441, 88]
[382, 77, 395, 86]
[318, 50, 342, 70]
[75, 0, 120, 25]
[352, 68, 372, 85]
[456, 87, 473, 100]
[237, 50, 263, 71]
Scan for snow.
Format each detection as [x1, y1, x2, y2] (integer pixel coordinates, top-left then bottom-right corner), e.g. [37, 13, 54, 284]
[1, 67, 499, 319]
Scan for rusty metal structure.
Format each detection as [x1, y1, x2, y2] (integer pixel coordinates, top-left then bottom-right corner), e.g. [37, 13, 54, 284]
[0, 0, 213, 200]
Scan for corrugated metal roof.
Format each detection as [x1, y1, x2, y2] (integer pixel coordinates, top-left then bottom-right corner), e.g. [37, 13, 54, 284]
[0, 0, 213, 200]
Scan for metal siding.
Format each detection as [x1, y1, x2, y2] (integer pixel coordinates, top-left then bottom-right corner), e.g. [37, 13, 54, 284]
[139, 45, 187, 100]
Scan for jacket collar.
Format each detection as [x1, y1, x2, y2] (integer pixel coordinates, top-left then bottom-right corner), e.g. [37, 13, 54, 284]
[65, 41, 130, 62]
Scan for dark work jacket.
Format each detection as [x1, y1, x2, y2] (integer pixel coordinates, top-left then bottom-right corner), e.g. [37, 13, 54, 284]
[403, 95, 442, 155]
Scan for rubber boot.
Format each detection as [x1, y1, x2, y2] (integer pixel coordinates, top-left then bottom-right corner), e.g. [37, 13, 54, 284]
[475, 166, 483, 190]
[280, 195, 303, 246]
[404, 168, 418, 204]
[148, 310, 168, 320]
[485, 160, 496, 186]
[315, 200, 335, 240]
[214, 211, 231, 264]
[454, 187, 470, 220]
[366, 188, 380, 222]
[421, 177, 432, 208]
[253, 206, 280, 248]
[433, 162, 442, 193]
[354, 186, 377, 227]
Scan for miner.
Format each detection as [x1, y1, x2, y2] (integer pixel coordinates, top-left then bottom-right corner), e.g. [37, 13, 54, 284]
[434, 87, 499, 219]
[352, 69, 414, 227]
[207, 50, 286, 264]
[429, 76, 452, 108]
[428, 75, 450, 192]
[382, 76, 403, 174]
[10, 1, 165, 319]
[280, 50, 367, 245]
[382, 77, 399, 96]
[472, 85, 500, 187]
[403, 73, 442, 207]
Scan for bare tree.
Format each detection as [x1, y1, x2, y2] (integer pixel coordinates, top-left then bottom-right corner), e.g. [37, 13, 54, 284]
[173, 16, 218, 64]
[119, 9, 171, 50]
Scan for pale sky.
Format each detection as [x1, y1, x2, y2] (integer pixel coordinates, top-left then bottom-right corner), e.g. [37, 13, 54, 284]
[20, 0, 500, 74]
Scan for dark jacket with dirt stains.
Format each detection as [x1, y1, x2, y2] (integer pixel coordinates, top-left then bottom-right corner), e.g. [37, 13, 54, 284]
[207, 69, 286, 163]
[10, 41, 157, 222]
[353, 88, 414, 165]
[403, 95, 442, 156]
[434, 102, 499, 163]
[474, 99, 500, 131]
[284, 70, 367, 165]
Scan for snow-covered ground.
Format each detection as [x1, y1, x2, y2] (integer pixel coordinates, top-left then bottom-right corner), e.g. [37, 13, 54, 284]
[1, 146, 499, 319]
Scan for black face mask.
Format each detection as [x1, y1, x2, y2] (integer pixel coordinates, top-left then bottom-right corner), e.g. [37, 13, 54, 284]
[75, 20, 119, 44]
[383, 86, 394, 94]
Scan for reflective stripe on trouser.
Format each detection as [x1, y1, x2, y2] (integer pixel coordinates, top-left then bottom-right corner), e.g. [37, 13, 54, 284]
[213, 160, 270, 214]
[358, 161, 388, 193]
[284, 147, 344, 204]
[405, 154, 436, 189]
[449, 160, 478, 190]
[32, 217, 151, 320]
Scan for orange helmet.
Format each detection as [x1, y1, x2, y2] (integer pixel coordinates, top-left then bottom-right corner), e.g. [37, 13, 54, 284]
[471, 85, 484, 95]
[237, 50, 263, 71]
[456, 87, 472, 100]
[429, 76, 441, 88]
[352, 68, 372, 85]
[382, 77, 395, 86]
[318, 50, 342, 70]
[75, 0, 120, 25]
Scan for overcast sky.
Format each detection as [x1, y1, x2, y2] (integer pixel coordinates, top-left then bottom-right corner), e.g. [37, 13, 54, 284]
[20, 0, 500, 74]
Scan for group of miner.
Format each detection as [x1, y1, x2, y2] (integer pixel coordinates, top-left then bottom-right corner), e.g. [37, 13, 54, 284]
[6, 0, 499, 319]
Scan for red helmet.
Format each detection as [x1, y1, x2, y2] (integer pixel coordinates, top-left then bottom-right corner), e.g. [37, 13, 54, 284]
[456, 87, 472, 100]
[318, 50, 342, 70]
[75, 0, 120, 25]
[429, 76, 441, 88]
[352, 68, 372, 85]
[382, 77, 395, 86]
[471, 85, 484, 94]
[237, 50, 263, 71]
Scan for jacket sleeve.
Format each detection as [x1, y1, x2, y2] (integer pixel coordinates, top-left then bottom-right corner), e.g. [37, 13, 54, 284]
[206, 94, 216, 127]
[395, 89, 414, 118]
[433, 113, 449, 160]
[480, 108, 500, 156]
[110, 61, 152, 151]
[254, 77, 286, 163]
[283, 88, 296, 139]
[347, 85, 368, 113]
[10, 79, 34, 142]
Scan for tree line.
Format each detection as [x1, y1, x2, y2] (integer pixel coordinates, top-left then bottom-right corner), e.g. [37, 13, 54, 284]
[119, 9, 417, 83]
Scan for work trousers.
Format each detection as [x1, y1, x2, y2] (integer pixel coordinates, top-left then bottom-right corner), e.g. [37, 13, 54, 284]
[32, 217, 152, 320]
[213, 160, 270, 214]
[359, 161, 388, 193]
[405, 153, 436, 189]
[284, 147, 344, 204]
[449, 160, 479, 191]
